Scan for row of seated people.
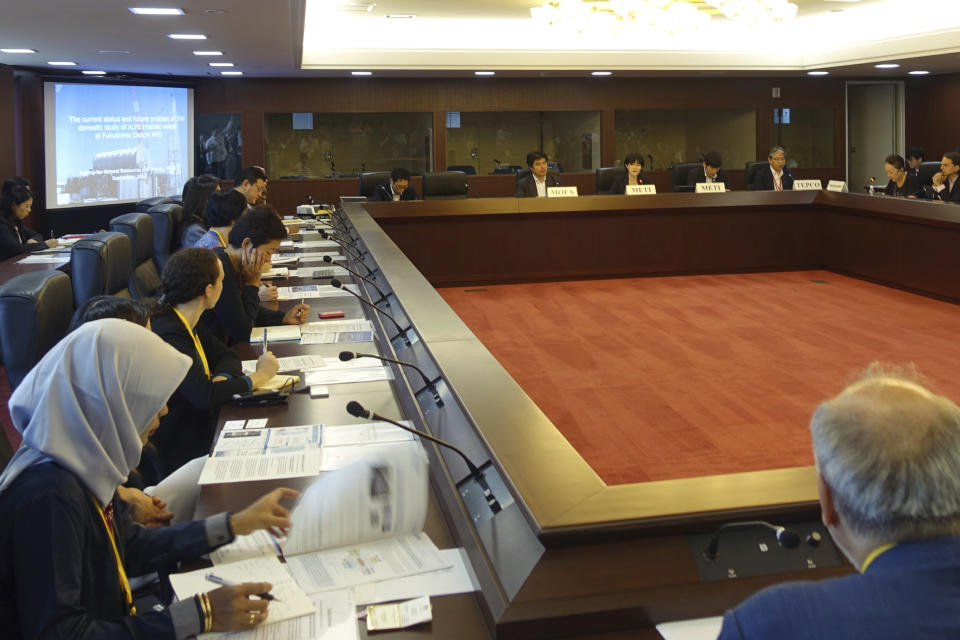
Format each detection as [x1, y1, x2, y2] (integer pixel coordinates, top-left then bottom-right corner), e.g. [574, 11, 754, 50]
[880, 151, 960, 202]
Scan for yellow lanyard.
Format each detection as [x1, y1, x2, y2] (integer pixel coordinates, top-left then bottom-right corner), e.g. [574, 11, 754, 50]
[212, 229, 227, 248]
[90, 495, 136, 615]
[172, 308, 210, 378]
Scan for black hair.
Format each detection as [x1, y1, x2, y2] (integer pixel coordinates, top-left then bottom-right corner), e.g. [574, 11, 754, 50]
[526, 151, 548, 168]
[390, 168, 411, 182]
[227, 205, 288, 249]
[235, 165, 268, 186]
[0, 184, 33, 223]
[204, 189, 248, 228]
[885, 154, 906, 171]
[68, 295, 153, 333]
[703, 151, 723, 168]
[2, 176, 31, 199]
[943, 151, 960, 166]
[907, 147, 925, 161]
[623, 153, 645, 169]
[181, 175, 221, 223]
[159, 248, 221, 306]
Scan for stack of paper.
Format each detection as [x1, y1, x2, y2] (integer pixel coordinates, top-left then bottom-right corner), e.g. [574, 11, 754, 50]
[303, 357, 391, 386]
[241, 355, 327, 374]
[249, 325, 303, 343]
[300, 319, 375, 344]
[276, 284, 358, 301]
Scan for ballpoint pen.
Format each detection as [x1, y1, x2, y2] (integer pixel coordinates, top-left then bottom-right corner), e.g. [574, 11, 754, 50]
[262, 328, 268, 356]
[297, 297, 304, 320]
[204, 573, 279, 601]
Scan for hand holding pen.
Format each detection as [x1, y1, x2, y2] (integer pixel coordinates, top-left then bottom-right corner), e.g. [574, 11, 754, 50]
[206, 573, 279, 601]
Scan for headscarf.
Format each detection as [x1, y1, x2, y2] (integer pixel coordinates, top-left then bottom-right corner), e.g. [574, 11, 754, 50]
[0, 319, 192, 505]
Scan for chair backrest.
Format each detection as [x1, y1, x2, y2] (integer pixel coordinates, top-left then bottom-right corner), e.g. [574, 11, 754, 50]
[547, 162, 563, 173]
[918, 160, 941, 186]
[147, 203, 184, 272]
[422, 171, 468, 200]
[515, 169, 532, 184]
[110, 212, 161, 300]
[358, 172, 392, 198]
[670, 162, 702, 191]
[136, 196, 177, 213]
[0, 270, 74, 390]
[446, 165, 477, 175]
[745, 161, 769, 190]
[596, 167, 625, 194]
[70, 231, 133, 308]
[492, 165, 522, 174]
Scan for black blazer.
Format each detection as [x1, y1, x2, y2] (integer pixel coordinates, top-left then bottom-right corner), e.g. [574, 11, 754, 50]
[751, 166, 795, 191]
[686, 167, 730, 187]
[0, 216, 46, 262]
[935, 177, 960, 203]
[368, 183, 419, 202]
[605, 173, 653, 194]
[151, 308, 248, 474]
[515, 172, 562, 198]
[200, 247, 285, 346]
[884, 173, 923, 198]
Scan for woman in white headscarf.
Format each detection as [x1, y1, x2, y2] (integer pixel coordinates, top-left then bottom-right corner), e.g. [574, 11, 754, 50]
[0, 319, 298, 638]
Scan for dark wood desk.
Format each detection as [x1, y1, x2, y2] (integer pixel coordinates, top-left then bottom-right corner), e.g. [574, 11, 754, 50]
[0, 252, 69, 285]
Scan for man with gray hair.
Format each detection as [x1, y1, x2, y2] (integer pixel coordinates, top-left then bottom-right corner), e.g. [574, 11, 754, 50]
[718, 364, 960, 639]
[751, 146, 794, 191]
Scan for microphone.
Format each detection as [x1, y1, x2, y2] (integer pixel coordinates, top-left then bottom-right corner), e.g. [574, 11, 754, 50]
[704, 521, 801, 561]
[318, 229, 366, 262]
[319, 229, 365, 257]
[346, 400, 501, 514]
[340, 351, 442, 406]
[330, 278, 410, 345]
[322, 255, 389, 305]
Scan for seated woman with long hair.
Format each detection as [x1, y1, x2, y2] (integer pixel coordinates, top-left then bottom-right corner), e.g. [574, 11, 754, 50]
[0, 318, 298, 638]
[179, 175, 221, 248]
[0, 182, 57, 261]
[193, 189, 247, 250]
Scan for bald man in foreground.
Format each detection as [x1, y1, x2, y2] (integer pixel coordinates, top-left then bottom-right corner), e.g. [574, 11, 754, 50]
[718, 365, 960, 639]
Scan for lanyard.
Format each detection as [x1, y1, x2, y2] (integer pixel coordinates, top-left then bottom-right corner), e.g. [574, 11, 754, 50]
[172, 308, 210, 378]
[90, 495, 135, 615]
[212, 229, 227, 248]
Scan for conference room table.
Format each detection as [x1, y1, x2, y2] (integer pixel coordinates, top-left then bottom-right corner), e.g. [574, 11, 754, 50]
[0, 250, 70, 284]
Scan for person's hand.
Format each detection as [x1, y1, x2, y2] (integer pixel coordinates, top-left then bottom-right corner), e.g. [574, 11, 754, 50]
[25, 238, 39, 244]
[933, 171, 945, 187]
[212, 375, 228, 382]
[282, 303, 310, 325]
[206, 583, 272, 631]
[117, 486, 174, 527]
[240, 245, 268, 287]
[255, 352, 280, 379]
[230, 487, 299, 537]
[258, 284, 278, 302]
[45, 238, 59, 248]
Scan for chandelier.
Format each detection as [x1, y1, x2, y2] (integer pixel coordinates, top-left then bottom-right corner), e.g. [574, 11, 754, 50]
[530, 0, 800, 32]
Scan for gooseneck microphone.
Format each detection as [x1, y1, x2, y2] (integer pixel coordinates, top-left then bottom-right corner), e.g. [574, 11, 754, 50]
[330, 278, 410, 345]
[318, 229, 366, 262]
[319, 229, 364, 255]
[346, 400, 501, 514]
[322, 255, 388, 304]
[704, 520, 801, 561]
[340, 351, 442, 407]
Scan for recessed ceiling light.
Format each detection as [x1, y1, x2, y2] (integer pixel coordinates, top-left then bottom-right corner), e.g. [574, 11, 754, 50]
[385, 14, 415, 18]
[193, 50, 223, 56]
[129, 7, 185, 15]
[0, 48, 37, 54]
[875, 63, 900, 69]
[209, 62, 234, 67]
[474, 71, 495, 76]
[351, 71, 373, 76]
[82, 70, 107, 75]
[221, 70, 243, 76]
[48, 61, 77, 66]
[99, 50, 131, 54]
[168, 33, 206, 39]
[205, 9, 227, 14]
[807, 70, 830, 76]
[908, 70, 930, 75]
[592, 71, 612, 76]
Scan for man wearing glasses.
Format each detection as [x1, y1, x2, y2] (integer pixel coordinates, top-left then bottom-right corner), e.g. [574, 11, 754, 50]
[234, 166, 268, 207]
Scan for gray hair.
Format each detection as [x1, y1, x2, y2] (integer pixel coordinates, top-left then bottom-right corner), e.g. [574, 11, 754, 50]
[768, 146, 786, 158]
[811, 363, 960, 540]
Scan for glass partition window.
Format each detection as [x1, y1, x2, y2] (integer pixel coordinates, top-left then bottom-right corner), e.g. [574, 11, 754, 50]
[446, 111, 601, 174]
[771, 108, 835, 169]
[614, 110, 757, 171]
[196, 113, 242, 180]
[264, 112, 433, 178]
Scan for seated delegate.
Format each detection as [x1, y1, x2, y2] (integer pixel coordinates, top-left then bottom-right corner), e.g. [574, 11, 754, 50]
[932, 151, 960, 204]
[604, 153, 652, 194]
[194, 189, 248, 250]
[686, 151, 729, 188]
[883, 154, 922, 198]
[752, 146, 794, 191]
[0, 318, 298, 638]
[368, 168, 419, 202]
[515, 151, 562, 198]
[0, 182, 57, 261]
[179, 175, 221, 248]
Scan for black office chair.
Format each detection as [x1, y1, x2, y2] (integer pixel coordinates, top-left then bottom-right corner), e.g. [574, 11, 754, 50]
[596, 167, 626, 194]
[136, 196, 178, 213]
[0, 270, 74, 390]
[917, 161, 941, 186]
[446, 165, 477, 175]
[492, 165, 522, 174]
[670, 162, 702, 192]
[422, 171, 468, 200]
[547, 162, 563, 173]
[515, 169, 532, 184]
[147, 203, 184, 272]
[110, 212, 162, 300]
[357, 172, 392, 198]
[70, 232, 133, 308]
[745, 161, 769, 191]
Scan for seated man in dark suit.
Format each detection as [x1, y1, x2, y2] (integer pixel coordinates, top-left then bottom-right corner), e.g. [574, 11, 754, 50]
[719, 364, 960, 640]
[515, 150, 562, 198]
[686, 151, 729, 188]
[932, 151, 960, 203]
[906, 147, 925, 179]
[752, 146, 794, 191]
[369, 168, 419, 202]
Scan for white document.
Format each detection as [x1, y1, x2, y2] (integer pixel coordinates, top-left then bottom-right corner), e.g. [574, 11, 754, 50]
[299, 331, 375, 345]
[302, 320, 373, 334]
[656, 616, 724, 640]
[294, 240, 340, 249]
[276, 284, 357, 301]
[210, 425, 322, 457]
[169, 556, 315, 626]
[198, 450, 322, 485]
[211, 530, 282, 565]
[213, 590, 359, 640]
[17, 254, 69, 264]
[353, 548, 479, 606]
[242, 355, 327, 374]
[321, 422, 414, 447]
[366, 595, 432, 631]
[261, 267, 289, 279]
[270, 253, 299, 265]
[320, 441, 423, 473]
[289, 266, 349, 278]
[304, 366, 390, 386]
[249, 325, 303, 343]
[297, 253, 344, 262]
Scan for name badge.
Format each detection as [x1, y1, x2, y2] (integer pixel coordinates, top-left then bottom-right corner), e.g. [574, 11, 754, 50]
[548, 186, 579, 198]
[695, 182, 725, 193]
[626, 184, 656, 195]
[794, 179, 822, 191]
[826, 180, 848, 193]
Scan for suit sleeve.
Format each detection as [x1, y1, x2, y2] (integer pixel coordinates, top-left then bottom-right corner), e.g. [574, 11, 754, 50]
[212, 252, 264, 344]
[514, 177, 528, 197]
[751, 170, 766, 190]
[717, 610, 747, 639]
[0, 221, 46, 260]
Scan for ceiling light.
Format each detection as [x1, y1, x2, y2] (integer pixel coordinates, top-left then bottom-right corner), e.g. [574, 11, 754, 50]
[47, 61, 77, 66]
[385, 14, 415, 18]
[351, 71, 373, 76]
[82, 70, 107, 75]
[209, 62, 234, 67]
[474, 71, 495, 76]
[221, 71, 243, 75]
[129, 7, 185, 15]
[0, 48, 37, 54]
[193, 50, 223, 56]
[807, 70, 829, 76]
[875, 63, 900, 69]
[99, 50, 131, 54]
[909, 70, 930, 75]
[168, 33, 206, 39]
[530, 0, 796, 31]
[205, 9, 227, 14]
[592, 71, 612, 76]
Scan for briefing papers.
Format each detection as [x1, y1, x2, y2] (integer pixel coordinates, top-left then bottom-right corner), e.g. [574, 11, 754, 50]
[299, 319, 375, 344]
[275, 283, 359, 301]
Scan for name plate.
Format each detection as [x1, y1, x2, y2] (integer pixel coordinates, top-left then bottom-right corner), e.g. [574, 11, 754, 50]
[826, 180, 848, 193]
[547, 186, 579, 198]
[695, 182, 725, 193]
[626, 184, 657, 195]
[794, 179, 822, 191]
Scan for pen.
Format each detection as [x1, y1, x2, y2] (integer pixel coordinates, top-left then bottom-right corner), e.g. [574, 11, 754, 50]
[205, 573, 279, 601]
[297, 298, 304, 320]
[262, 328, 268, 356]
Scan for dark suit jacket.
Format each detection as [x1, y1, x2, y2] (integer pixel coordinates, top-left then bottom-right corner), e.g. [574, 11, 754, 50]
[751, 165, 795, 191]
[200, 247, 285, 346]
[605, 173, 653, 194]
[934, 177, 960, 203]
[515, 172, 563, 197]
[686, 167, 730, 187]
[718, 536, 960, 640]
[368, 183, 419, 202]
[884, 173, 923, 198]
[0, 216, 46, 262]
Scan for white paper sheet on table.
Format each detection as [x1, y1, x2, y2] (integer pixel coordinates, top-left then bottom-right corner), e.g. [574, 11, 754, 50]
[211, 529, 282, 565]
[270, 254, 298, 265]
[209, 590, 359, 640]
[210, 425, 322, 456]
[656, 617, 724, 640]
[319, 440, 423, 472]
[17, 254, 69, 264]
[289, 266, 349, 278]
[294, 240, 340, 249]
[276, 284, 357, 300]
[296, 253, 343, 262]
[249, 325, 302, 343]
[353, 547, 479, 606]
[321, 422, 414, 447]
[242, 355, 327, 373]
[261, 267, 289, 279]
[301, 320, 373, 334]
[198, 450, 322, 484]
[304, 365, 391, 386]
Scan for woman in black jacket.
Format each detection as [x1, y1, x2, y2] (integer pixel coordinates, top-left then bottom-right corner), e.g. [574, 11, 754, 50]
[0, 182, 57, 261]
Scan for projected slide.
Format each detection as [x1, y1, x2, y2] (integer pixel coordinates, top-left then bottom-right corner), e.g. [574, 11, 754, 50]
[44, 82, 193, 208]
